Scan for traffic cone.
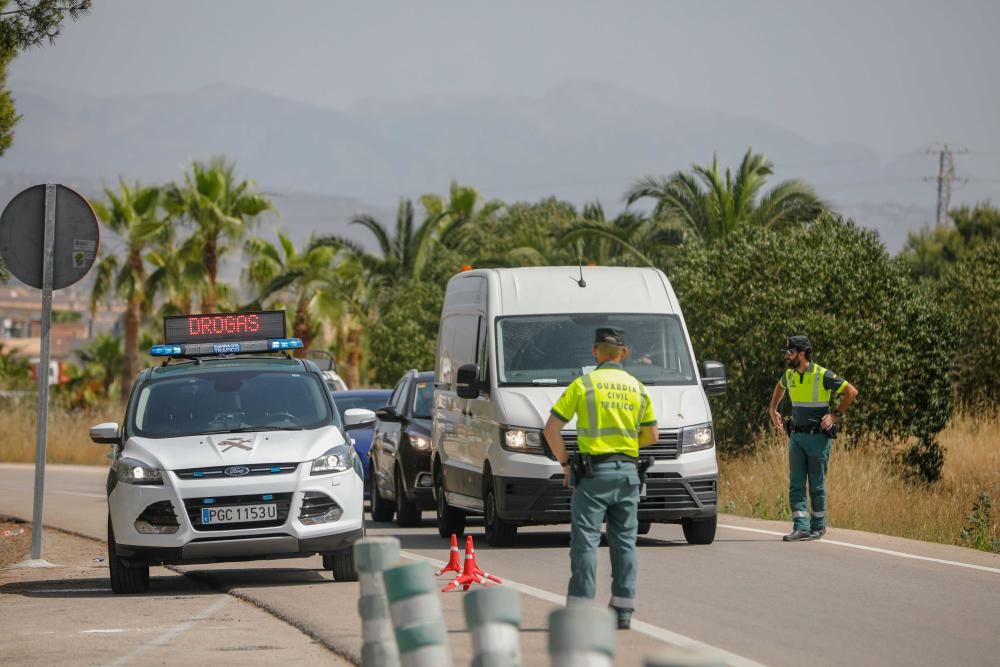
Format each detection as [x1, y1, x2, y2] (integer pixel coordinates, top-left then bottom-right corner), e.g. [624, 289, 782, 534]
[471, 536, 502, 585]
[442, 535, 494, 592]
[436, 533, 462, 576]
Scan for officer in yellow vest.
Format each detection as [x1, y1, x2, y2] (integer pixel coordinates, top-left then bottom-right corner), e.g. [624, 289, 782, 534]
[769, 335, 858, 541]
[544, 327, 658, 629]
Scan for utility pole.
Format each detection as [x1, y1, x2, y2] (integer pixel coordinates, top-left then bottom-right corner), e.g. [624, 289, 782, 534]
[925, 144, 967, 226]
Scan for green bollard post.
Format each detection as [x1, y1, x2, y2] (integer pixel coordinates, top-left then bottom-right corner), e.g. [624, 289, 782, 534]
[354, 537, 402, 667]
[548, 606, 616, 667]
[383, 560, 452, 667]
[463, 587, 522, 667]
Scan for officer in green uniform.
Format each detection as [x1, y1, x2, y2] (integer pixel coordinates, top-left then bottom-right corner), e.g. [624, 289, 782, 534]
[543, 327, 658, 630]
[769, 335, 858, 541]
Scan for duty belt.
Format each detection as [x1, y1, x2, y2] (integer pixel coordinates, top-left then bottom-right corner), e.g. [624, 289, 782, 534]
[790, 425, 826, 434]
[589, 453, 639, 465]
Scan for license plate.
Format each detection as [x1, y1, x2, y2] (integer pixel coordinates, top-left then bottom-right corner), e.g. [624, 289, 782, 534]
[200, 504, 277, 525]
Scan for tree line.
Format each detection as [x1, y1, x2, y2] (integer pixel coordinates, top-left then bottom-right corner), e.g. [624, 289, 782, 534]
[2, 149, 998, 484]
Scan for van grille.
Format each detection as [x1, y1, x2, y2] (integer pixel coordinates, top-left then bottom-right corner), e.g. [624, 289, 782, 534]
[557, 428, 679, 459]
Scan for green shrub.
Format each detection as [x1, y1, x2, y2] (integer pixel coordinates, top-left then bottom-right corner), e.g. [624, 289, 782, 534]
[367, 278, 444, 387]
[960, 492, 999, 553]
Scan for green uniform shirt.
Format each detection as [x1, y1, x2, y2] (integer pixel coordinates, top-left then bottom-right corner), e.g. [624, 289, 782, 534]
[779, 362, 847, 427]
[551, 362, 656, 458]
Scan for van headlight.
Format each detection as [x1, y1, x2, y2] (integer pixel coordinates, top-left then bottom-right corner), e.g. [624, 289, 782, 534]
[311, 446, 352, 475]
[502, 428, 545, 455]
[409, 434, 432, 452]
[680, 424, 714, 452]
[116, 458, 163, 485]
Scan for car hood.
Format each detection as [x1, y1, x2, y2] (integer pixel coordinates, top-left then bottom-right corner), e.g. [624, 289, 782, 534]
[121, 426, 348, 471]
[406, 418, 432, 436]
[495, 385, 710, 430]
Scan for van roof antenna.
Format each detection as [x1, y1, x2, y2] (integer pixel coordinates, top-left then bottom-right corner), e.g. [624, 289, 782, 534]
[574, 260, 587, 288]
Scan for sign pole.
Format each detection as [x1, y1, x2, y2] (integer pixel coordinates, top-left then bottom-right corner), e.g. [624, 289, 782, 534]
[29, 184, 57, 561]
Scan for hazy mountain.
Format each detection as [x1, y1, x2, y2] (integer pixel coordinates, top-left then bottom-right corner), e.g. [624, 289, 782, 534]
[3, 80, 978, 252]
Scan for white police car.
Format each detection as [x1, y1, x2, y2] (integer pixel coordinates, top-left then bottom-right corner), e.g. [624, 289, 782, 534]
[89, 311, 372, 594]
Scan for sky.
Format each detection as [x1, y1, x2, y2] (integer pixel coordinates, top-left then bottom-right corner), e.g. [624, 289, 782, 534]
[10, 0, 1000, 158]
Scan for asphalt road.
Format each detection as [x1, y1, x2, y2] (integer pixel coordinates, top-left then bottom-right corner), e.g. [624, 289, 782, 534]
[2, 463, 999, 666]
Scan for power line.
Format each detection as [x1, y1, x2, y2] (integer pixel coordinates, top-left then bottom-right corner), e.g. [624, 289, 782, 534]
[924, 144, 967, 226]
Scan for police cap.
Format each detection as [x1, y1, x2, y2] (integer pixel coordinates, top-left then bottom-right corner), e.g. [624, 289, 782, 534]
[784, 335, 811, 352]
[595, 327, 625, 346]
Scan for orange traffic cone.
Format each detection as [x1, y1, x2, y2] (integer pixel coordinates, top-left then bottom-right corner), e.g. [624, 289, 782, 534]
[436, 533, 462, 576]
[442, 535, 502, 592]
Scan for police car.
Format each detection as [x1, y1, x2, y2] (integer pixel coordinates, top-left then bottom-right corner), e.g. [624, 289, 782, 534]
[89, 311, 371, 594]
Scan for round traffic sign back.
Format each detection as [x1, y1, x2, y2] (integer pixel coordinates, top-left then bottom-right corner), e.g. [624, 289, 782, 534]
[0, 184, 100, 290]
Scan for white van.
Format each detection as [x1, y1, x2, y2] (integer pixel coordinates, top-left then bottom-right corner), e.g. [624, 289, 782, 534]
[431, 266, 726, 547]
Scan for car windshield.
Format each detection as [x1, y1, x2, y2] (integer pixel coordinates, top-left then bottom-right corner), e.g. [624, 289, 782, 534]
[411, 379, 433, 419]
[332, 393, 391, 422]
[496, 314, 696, 386]
[130, 368, 336, 438]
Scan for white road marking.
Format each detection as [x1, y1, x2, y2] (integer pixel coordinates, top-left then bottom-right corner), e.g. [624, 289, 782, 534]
[106, 596, 229, 666]
[719, 524, 1000, 575]
[81, 629, 126, 634]
[401, 550, 765, 667]
[50, 490, 106, 499]
[28, 588, 112, 593]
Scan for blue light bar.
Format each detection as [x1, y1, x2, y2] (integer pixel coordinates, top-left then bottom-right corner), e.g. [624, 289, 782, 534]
[151, 345, 182, 356]
[270, 338, 304, 350]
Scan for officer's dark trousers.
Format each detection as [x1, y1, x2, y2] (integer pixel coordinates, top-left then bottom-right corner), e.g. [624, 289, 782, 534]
[788, 432, 832, 532]
[567, 461, 640, 610]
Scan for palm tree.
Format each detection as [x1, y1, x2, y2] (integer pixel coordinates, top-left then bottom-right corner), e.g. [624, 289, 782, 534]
[558, 202, 660, 267]
[625, 148, 826, 243]
[166, 158, 273, 313]
[58, 334, 124, 409]
[90, 180, 168, 398]
[243, 232, 340, 353]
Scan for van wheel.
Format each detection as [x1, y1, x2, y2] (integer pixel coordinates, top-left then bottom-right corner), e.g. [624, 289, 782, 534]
[682, 515, 717, 545]
[370, 463, 395, 522]
[637, 521, 652, 535]
[323, 547, 358, 581]
[484, 477, 517, 547]
[107, 516, 149, 594]
[435, 470, 465, 539]
[395, 471, 421, 527]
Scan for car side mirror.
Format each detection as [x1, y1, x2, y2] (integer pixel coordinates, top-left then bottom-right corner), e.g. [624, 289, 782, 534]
[89, 422, 121, 445]
[375, 406, 401, 422]
[456, 363, 480, 399]
[701, 361, 727, 397]
[344, 408, 376, 431]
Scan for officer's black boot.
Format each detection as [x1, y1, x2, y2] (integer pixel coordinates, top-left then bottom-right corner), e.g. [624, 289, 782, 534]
[810, 527, 826, 540]
[610, 605, 632, 630]
[782, 528, 815, 541]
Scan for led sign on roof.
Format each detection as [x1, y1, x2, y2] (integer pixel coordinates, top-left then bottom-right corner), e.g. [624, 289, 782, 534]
[163, 311, 286, 345]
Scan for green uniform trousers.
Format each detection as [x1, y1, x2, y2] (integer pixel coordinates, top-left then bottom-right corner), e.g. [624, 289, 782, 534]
[568, 460, 640, 610]
[789, 432, 832, 531]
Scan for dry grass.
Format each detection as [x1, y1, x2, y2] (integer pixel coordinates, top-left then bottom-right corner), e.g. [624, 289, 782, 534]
[0, 399, 118, 466]
[719, 413, 1000, 550]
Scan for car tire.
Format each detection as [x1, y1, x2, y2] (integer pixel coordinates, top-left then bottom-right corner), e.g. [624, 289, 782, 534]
[637, 521, 652, 536]
[324, 547, 358, 582]
[107, 516, 149, 595]
[369, 463, 395, 522]
[395, 470, 421, 528]
[682, 515, 717, 545]
[434, 468, 465, 539]
[484, 477, 517, 547]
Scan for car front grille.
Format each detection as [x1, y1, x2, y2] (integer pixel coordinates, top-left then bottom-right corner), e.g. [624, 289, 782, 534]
[184, 492, 292, 531]
[137, 500, 179, 528]
[174, 463, 299, 480]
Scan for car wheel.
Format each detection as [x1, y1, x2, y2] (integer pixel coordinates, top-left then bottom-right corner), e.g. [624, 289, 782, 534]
[434, 468, 465, 539]
[637, 521, 652, 535]
[369, 462, 394, 522]
[395, 470, 421, 528]
[484, 476, 517, 547]
[324, 547, 358, 582]
[107, 515, 149, 594]
[682, 515, 717, 545]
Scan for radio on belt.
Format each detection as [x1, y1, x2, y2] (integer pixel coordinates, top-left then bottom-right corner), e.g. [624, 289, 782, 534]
[151, 310, 303, 357]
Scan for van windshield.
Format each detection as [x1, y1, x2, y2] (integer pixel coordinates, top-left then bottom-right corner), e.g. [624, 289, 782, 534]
[496, 314, 696, 386]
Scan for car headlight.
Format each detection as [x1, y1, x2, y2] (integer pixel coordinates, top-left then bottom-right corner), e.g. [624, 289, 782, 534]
[680, 423, 714, 452]
[409, 434, 432, 452]
[116, 458, 163, 485]
[502, 428, 545, 455]
[310, 446, 353, 475]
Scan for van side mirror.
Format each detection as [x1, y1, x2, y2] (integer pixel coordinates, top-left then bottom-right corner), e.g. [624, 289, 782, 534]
[90, 422, 120, 445]
[701, 361, 727, 396]
[456, 363, 481, 399]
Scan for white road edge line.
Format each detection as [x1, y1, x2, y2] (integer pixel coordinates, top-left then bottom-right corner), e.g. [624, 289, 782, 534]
[401, 550, 766, 667]
[719, 524, 1000, 574]
[51, 490, 106, 499]
[105, 596, 229, 666]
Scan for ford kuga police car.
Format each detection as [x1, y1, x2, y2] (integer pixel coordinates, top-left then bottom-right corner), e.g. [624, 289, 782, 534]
[89, 311, 371, 594]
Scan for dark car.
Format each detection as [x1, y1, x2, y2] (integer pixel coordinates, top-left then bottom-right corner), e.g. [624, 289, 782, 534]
[331, 389, 392, 484]
[369, 370, 435, 527]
